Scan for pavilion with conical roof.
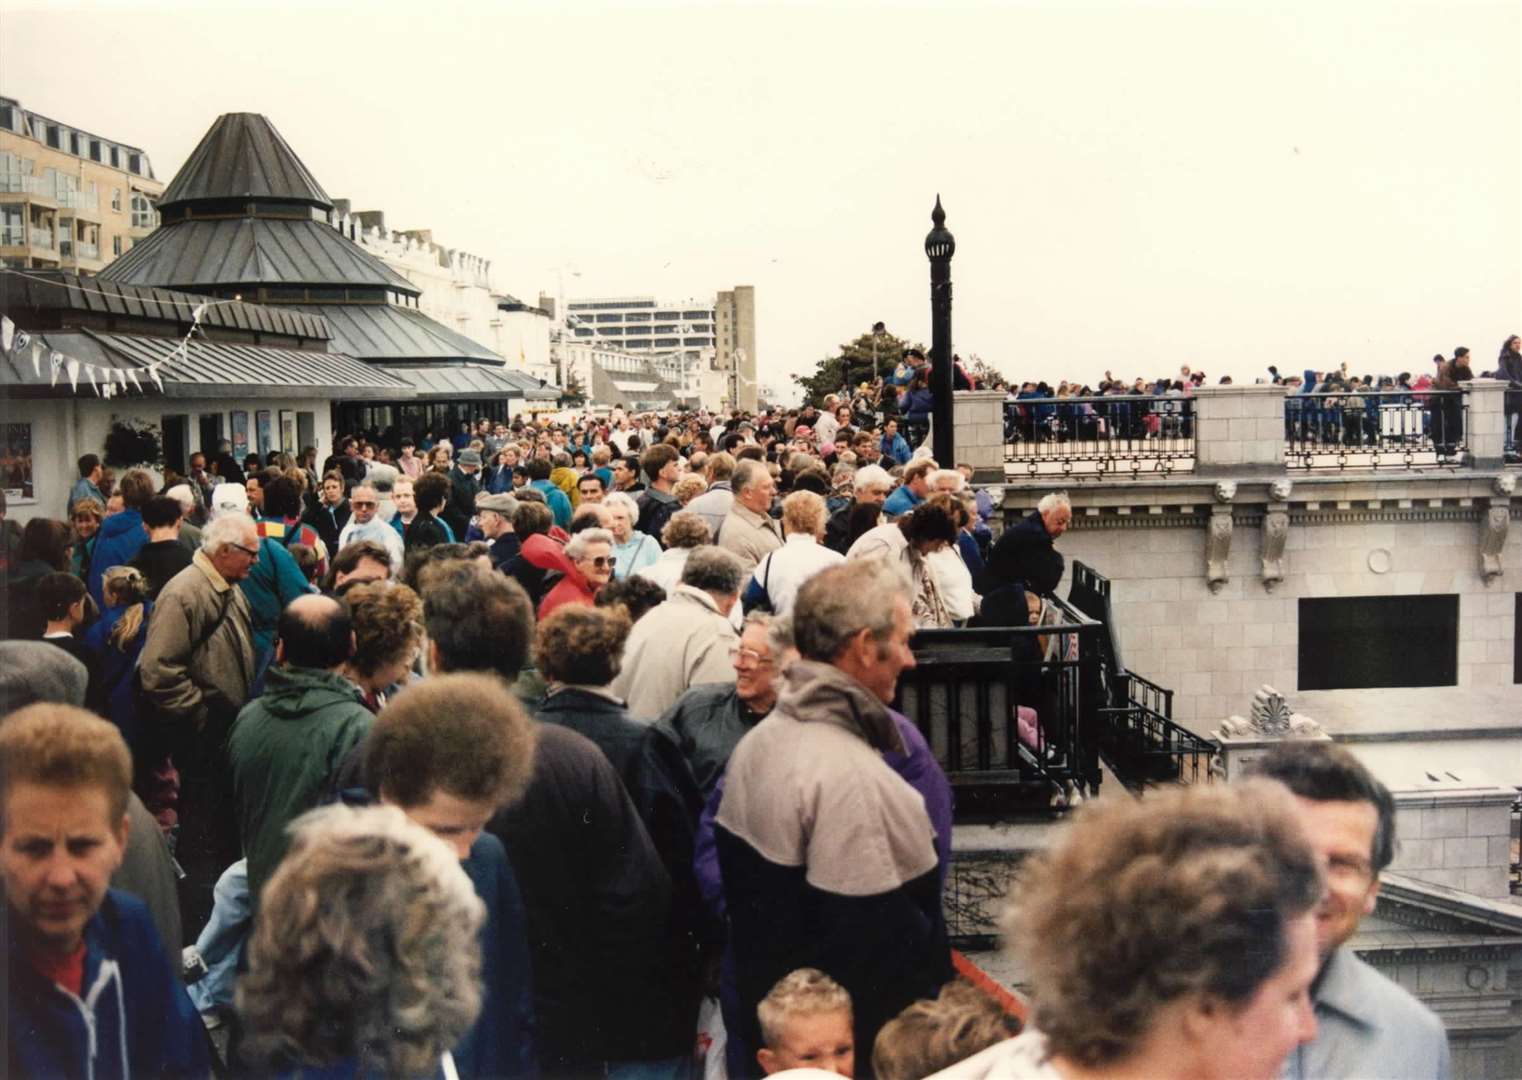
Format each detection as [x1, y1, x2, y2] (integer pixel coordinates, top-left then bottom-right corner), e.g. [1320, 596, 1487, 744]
[100, 112, 555, 433]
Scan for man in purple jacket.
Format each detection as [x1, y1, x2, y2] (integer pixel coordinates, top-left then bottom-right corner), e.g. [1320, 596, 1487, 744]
[706, 560, 954, 1078]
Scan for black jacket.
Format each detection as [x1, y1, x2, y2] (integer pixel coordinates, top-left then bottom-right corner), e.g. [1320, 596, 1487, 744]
[658, 682, 764, 798]
[979, 510, 1064, 595]
[301, 500, 350, 554]
[443, 466, 482, 540]
[130, 539, 193, 600]
[489, 723, 692, 1071]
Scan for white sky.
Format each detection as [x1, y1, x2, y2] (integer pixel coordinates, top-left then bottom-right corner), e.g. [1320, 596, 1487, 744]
[3, 0, 1518, 402]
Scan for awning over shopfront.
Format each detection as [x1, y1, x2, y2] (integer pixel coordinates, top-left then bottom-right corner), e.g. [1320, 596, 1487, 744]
[380, 363, 559, 402]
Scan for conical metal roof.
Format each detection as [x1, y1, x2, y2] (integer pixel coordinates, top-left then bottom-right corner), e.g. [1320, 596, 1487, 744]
[158, 113, 331, 211]
[101, 216, 418, 294]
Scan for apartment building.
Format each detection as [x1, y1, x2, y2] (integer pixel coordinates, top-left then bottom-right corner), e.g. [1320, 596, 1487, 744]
[566, 285, 756, 410]
[0, 96, 163, 274]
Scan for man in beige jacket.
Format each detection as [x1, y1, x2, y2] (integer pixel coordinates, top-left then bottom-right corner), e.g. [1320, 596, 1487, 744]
[138, 511, 258, 925]
[612, 546, 743, 720]
[717, 460, 781, 575]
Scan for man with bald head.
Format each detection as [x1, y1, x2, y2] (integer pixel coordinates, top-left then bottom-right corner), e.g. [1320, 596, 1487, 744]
[227, 593, 375, 905]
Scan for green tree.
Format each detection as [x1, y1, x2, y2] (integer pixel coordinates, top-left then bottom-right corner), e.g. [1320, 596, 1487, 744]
[560, 371, 587, 407]
[793, 326, 925, 407]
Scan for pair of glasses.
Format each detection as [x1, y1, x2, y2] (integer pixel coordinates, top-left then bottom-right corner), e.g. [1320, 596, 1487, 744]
[231, 542, 260, 557]
[351, 500, 377, 508]
[728, 646, 773, 667]
[583, 556, 614, 568]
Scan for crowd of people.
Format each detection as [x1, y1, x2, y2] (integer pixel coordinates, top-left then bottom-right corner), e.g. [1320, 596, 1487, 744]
[0, 392, 1453, 1078]
[1002, 335, 1522, 456]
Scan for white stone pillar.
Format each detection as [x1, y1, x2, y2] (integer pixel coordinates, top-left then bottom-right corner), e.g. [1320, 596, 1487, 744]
[1193, 383, 1288, 475]
[953, 389, 1007, 484]
[1464, 378, 1509, 468]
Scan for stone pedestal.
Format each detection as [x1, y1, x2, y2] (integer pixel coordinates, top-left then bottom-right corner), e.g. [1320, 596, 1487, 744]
[1211, 685, 1330, 779]
[1193, 382, 1288, 475]
[1466, 379, 1510, 468]
[953, 389, 1007, 484]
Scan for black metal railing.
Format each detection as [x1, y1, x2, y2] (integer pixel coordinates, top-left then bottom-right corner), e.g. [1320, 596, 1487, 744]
[896, 618, 1104, 816]
[1285, 390, 1468, 470]
[1098, 672, 1217, 790]
[1064, 560, 1217, 790]
[1003, 395, 1195, 477]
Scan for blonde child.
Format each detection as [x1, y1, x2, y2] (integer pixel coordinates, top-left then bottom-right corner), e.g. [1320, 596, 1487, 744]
[871, 979, 1020, 1080]
[756, 968, 855, 1077]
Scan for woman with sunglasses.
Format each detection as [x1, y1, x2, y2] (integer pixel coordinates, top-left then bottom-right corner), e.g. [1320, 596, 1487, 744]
[536, 526, 616, 619]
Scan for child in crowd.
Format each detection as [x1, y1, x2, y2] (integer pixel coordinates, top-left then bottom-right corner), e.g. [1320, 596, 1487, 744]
[756, 968, 855, 1077]
[287, 541, 321, 586]
[871, 979, 1020, 1080]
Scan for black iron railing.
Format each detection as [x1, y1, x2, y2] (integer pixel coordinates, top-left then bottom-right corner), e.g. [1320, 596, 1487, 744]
[1003, 394, 1194, 477]
[897, 618, 1104, 815]
[1098, 672, 1217, 790]
[1285, 390, 1467, 470]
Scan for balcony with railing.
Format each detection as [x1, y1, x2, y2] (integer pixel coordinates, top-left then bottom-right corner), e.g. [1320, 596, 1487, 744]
[0, 226, 23, 247]
[1004, 394, 1194, 477]
[989, 380, 1521, 481]
[28, 226, 53, 249]
[0, 172, 53, 198]
[894, 560, 1209, 820]
[1284, 389, 1470, 470]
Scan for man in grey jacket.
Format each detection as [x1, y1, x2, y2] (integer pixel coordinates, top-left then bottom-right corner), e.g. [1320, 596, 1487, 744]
[1249, 743, 1450, 1079]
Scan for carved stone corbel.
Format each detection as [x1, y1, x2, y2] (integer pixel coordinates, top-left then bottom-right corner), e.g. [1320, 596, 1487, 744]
[1261, 478, 1292, 591]
[1206, 481, 1236, 593]
[1480, 474, 1514, 584]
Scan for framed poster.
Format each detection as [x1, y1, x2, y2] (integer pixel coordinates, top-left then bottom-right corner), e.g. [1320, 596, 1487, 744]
[256, 410, 272, 459]
[1, 421, 35, 500]
[279, 410, 296, 455]
[230, 411, 249, 461]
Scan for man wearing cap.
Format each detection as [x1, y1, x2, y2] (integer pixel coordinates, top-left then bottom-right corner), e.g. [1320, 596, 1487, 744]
[336, 484, 405, 575]
[477, 493, 521, 572]
[445, 449, 485, 539]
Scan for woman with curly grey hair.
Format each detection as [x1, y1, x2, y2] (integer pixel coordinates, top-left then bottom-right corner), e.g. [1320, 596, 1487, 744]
[929, 782, 1323, 1078]
[237, 803, 486, 1079]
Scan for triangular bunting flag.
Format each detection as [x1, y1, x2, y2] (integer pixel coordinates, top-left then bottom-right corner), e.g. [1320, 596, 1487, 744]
[1, 316, 12, 353]
[126, 367, 142, 392]
[66, 358, 80, 392]
[87, 365, 101, 395]
[192, 302, 207, 325]
[30, 339, 42, 378]
[147, 364, 163, 392]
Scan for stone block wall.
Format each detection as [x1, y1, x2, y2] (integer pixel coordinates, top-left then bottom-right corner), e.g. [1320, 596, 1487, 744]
[1387, 789, 1515, 899]
[1041, 497, 1521, 729]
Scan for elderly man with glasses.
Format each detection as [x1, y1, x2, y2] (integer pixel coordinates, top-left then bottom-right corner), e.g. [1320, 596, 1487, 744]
[336, 485, 405, 576]
[138, 510, 260, 926]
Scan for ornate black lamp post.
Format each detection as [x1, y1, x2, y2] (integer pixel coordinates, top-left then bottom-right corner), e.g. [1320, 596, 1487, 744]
[925, 195, 956, 465]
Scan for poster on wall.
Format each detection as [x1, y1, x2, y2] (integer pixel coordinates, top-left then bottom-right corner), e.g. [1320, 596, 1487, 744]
[1, 421, 34, 500]
[279, 410, 296, 455]
[256, 411, 272, 459]
[231, 411, 249, 462]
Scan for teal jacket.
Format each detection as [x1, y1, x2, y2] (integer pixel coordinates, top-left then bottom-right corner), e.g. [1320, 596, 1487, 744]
[239, 536, 312, 658]
[228, 664, 374, 902]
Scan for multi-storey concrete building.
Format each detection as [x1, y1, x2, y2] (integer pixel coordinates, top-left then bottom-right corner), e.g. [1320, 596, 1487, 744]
[566, 286, 755, 410]
[715, 285, 758, 412]
[0, 96, 163, 274]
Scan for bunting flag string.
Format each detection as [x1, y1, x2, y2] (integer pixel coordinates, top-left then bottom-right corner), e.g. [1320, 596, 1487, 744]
[3, 280, 240, 398]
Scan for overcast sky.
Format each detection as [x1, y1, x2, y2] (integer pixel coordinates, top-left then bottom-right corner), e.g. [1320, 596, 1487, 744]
[4, 0, 1518, 401]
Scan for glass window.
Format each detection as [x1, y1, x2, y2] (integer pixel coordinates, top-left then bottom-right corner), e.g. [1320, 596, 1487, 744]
[113, 235, 123, 256]
[111, 188, 122, 212]
[70, 132, 81, 156]
[90, 140, 101, 162]
[44, 125, 59, 149]
[109, 146, 119, 168]
[0, 106, 12, 131]
[128, 153, 141, 174]
[1298, 595, 1457, 689]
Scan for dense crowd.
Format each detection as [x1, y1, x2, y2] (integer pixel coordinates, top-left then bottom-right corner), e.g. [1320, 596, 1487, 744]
[0, 388, 1454, 1079]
